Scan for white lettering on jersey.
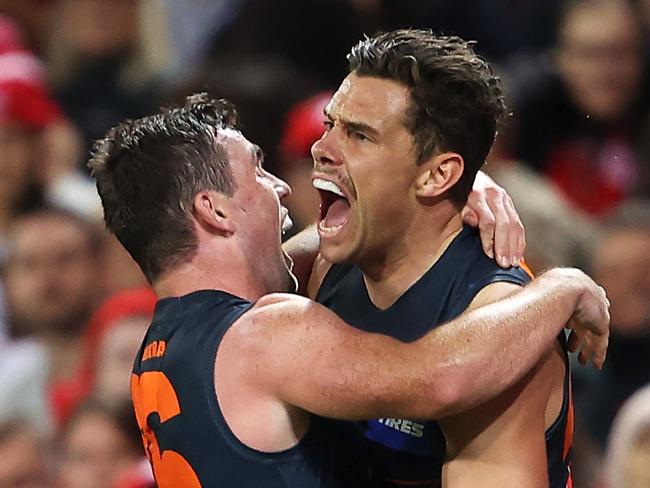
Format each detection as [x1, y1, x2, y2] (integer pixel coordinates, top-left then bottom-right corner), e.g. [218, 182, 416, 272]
[376, 418, 425, 438]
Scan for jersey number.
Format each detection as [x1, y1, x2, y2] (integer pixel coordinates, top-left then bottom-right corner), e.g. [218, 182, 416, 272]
[131, 372, 201, 487]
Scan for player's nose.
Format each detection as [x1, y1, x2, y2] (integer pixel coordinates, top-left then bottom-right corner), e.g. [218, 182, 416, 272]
[311, 131, 343, 167]
[271, 173, 291, 200]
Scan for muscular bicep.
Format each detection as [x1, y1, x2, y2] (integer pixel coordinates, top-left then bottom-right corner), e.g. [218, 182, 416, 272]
[439, 281, 557, 488]
[439, 365, 552, 487]
[225, 294, 449, 421]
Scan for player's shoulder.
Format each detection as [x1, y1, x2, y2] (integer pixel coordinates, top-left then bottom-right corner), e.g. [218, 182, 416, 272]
[469, 252, 531, 282]
[238, 293, 315, 333]
[225, 293, 330, 368]
[253, 292, 311, 309]
[439, 230, 530, 316]
[457, 228, 531, 282]
[466, 281, 524, 312]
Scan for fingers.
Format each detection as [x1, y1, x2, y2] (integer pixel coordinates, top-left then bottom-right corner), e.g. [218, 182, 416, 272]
[577, 333, 608, 370]
[503, 195, 525, 266]
[461, 205, 479, 227]
[576, 331, 593, 366]
[479, 221, 496, 260]
[466, 182, 526, 267]
[599, 287, 611, 331]
[591, 334, 608, 370]
[578, 347, 589, 366]
[488, 190, 512, 268]
[467, 190, 496, 259]
[565, 274, 611, 370]
[589, 285, 611, 338]
[566, 328, 581, 353]
[569, 329, 609, 370]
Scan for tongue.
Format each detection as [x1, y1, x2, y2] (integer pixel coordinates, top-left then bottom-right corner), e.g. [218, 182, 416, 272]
[325, 198, 351, 227]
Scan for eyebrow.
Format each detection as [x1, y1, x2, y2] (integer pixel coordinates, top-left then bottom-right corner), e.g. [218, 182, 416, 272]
[323, 108, 380, 139]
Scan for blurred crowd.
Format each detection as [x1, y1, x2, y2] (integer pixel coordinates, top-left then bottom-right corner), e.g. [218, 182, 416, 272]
[0, 1, 648, 487]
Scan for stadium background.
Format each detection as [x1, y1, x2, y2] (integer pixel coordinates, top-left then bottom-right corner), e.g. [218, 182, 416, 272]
[0, 1, 648, 486]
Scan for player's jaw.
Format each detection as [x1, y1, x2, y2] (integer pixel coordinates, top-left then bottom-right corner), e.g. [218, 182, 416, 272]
[279, 204, 298, 292]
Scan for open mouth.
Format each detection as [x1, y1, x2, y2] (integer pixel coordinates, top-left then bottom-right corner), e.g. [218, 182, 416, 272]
[312, 178, 352, 235]
[280, 206, 293, 234]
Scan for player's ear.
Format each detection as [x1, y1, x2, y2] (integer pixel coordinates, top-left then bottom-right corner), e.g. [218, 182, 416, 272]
[193, 191, 235, 235]
[414, 152, 464, 198]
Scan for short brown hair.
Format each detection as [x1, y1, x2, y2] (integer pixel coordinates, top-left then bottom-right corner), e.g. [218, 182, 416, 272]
[88, 94, 239, 282]
[348, 29, 507, 204]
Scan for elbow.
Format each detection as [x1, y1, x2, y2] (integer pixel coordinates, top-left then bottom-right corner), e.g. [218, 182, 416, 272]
[421, 365, 475, 419]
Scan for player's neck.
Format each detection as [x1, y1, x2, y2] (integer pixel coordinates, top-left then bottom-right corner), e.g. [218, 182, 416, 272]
[154, 250, 268, 303]
[361, 208, 463, 310]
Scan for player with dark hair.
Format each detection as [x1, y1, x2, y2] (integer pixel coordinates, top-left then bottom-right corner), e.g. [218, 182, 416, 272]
[89, 93, 608, 487]
[285, 30, 578, 487]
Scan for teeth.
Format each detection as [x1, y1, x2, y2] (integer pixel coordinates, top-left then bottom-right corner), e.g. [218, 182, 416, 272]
[312, 178, 345, 197]
[318, 219, 346, 233]
[282, 215, 293, 232]
[281, 207, 293, 232]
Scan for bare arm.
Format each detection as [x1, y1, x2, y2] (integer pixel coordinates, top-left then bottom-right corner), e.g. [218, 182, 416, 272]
[440, 281, 562, 488]
[282, 224, 319, 295]
[231, 268, 608, 421]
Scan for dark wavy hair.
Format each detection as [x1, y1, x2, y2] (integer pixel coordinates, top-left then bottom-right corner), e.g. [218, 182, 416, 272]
[88, 93, 240, 282]
[348, 29, 507, 204]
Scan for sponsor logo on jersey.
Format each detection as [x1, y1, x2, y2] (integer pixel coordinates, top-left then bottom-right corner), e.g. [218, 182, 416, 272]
[376, 418, 425, 438]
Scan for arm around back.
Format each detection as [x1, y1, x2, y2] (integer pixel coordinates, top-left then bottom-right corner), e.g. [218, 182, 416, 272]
[282, 224, 320, 295]
[227, 267, 608, 421]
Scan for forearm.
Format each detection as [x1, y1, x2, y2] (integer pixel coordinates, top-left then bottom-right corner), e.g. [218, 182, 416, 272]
[415, 271, 581, 417]
[282, 224, 319, 294]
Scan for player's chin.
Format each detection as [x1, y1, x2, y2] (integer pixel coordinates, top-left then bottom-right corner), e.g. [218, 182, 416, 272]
[318, 239, 355, 265]
[318, 221, 357, 264]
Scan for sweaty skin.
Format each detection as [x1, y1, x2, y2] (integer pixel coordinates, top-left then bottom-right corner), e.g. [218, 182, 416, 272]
[285, 72, 587, 487]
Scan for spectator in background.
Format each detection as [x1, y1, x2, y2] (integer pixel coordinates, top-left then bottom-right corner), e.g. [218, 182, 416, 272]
[90, 288, 155, 407]
[55, 287, 156, 423]
[0, 339, 50, 434]
[0, 13, 99, 236]
[569, 201, 650, 486]
[506, 0, 650, 216]
[405, 0, 565, 63]
[3, 207, 104, 423]
[207, 0, 395, 87]
[0, 16, 93, 429]
[0, 15, 63, 247]
[602, 385, 650, 488]
[277, 92, 332, 236]
[642, 0, 650, 31]
[58, 400, 143, 488]
[100, 233, 148, 294]
[0, 419, 53, 488]
[46, 0, 161, 161]
[155, 0, 247, 84]
[0, 0, 57, 56]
